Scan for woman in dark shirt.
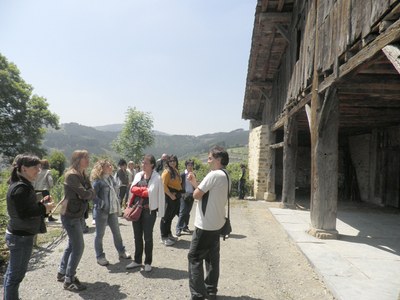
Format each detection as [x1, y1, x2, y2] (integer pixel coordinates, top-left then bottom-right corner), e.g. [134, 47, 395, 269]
[3, 154, 55, 300]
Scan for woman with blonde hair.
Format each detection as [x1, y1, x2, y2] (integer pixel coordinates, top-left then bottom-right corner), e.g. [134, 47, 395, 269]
[90, 160, 131, 266]
[58, 150, 95, 292]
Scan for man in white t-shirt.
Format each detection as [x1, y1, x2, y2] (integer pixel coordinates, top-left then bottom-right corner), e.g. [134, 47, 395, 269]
[187, 146, 230, 300]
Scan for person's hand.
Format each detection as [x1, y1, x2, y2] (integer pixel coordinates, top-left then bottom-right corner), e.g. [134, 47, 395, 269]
[187, 172, 198, 188]
[42, 199, 55, 215]
[171, 193, 177, 201]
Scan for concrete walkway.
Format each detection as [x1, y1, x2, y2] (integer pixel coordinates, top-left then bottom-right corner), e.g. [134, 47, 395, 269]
[268, 203, 400, 300]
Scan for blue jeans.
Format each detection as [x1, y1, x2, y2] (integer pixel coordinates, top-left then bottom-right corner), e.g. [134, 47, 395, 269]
[94, 210, 125, 259]
[188, 228, 220, 299]
[59, 216, 84, 281]
[176, 193, 194, 233]
[132, 209, 156, 265]
[3, 233, 34, 300]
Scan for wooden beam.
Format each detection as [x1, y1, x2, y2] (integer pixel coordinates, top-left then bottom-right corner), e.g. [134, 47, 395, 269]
[382, 44, 400, 74]
[270, 142, 284, 149]
[318, 18, 400, 94]
[259, 12, 291, 23]
[275, 24, 290, 42]
[272, 94, 312, 131]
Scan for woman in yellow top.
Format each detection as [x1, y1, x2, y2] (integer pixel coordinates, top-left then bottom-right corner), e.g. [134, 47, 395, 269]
[160, 155, 182, 246]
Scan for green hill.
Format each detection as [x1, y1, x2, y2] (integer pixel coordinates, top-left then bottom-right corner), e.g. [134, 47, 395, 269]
[43, 123, 249, 162]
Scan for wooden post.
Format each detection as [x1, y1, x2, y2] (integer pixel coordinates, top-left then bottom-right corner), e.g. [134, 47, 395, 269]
[309, 87, 339, 239]
[308, 0, 338, 239]
[281, 117, 298, 208]
[265, 125, 277, 201]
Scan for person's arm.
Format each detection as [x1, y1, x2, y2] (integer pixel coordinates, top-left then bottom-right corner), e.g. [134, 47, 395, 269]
[193, 187, 205, 201]
[66, 173, 95, 200]
[161, 171, 177, 200]
[13, 186, 48, 218]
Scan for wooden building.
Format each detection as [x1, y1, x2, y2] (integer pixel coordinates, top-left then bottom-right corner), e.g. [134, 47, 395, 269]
[242, 0, 400, 238]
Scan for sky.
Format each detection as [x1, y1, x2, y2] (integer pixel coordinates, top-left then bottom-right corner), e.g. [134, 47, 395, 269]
[0, 0, 256, 136]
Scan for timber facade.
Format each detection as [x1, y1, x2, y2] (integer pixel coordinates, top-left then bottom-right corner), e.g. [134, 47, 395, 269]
[242, 0, 400, 238]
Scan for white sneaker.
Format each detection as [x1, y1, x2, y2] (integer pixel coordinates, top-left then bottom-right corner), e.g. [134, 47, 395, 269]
[92, 220, 96, 225]
[144, 264, 152, 272]
[126, 261, 141, 269]
[162, 238, 175, 246]
[119, 251, 131, 259]
[168, 234, 178, 241]
[97, 257, 109, 266]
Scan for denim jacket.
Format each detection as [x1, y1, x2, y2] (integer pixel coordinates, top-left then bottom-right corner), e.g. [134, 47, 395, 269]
[93, 176, 118, 213]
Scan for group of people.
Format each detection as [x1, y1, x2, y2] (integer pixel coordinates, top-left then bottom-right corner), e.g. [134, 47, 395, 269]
[3, 146, 231, 300]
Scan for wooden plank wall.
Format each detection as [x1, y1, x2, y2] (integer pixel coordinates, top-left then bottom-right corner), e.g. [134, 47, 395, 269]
[270, 0, 395, 126]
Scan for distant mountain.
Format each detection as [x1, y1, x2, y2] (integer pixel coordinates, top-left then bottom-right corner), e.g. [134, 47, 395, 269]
[43, 123, 249, 161]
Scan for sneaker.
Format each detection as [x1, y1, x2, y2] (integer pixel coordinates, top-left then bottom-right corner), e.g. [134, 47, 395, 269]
[64, 277, 86, 291]
[97, 257, 109, 266]
[183, 228, 193, 234]
[92, 220, 96, 225]
[176, 230, 182, 237]
[57, 272, 65, 282]
[119, 251, 131, 259]
[83, 225, 89, 233]
[144, 264, 152, 272]
[168, 234, 178, 241]
[48, 215, 58, 222]
[126, 261, 141, 269]
[207, 293, 217, 300]
[162, 238, 175, 246]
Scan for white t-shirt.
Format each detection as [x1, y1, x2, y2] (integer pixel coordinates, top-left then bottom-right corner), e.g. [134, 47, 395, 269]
[194, 169, 230, 231]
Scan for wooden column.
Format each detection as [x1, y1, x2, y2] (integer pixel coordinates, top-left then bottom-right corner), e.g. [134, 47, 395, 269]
[281, 117, 298, 208]
[265, 126, 276, 201]
[309, 87, 339, 239]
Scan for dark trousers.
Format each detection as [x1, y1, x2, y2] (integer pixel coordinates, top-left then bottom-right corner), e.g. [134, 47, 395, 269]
[176, 193, 194, 233]
[188, 227, 220, 299]
[132, 209, 156, 265]
[119, 186, 128, 207]
[160, 195, 180, 238]
[238, 179, 245, 199]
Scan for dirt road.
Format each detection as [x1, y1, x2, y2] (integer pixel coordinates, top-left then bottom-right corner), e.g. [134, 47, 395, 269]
[4, 200, 334, 300]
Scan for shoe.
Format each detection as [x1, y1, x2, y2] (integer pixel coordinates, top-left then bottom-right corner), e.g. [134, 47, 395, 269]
[119, 251, 131, 259]
[176, 230, 182, 237]
[97, 257, 109, 266]
[57, 272, 65, 282]
[92, 220, 96, 225]
[144, 264, 152, 272]
[83, 225, 89, 233]
[207, 293, 217, 300]
[183, 228, 193, 234]
[64, 277, 86, 291]
[168, 234, 178, 241]
[126, 261, 141, 269]
[162, 238, 175, 246]
[48, 215, 58, 222]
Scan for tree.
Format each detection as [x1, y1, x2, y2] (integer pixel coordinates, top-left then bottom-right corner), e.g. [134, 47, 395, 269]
[47, 150, 67, 176]
[112, 107, 154, 162]
[0, 54, 59, 161]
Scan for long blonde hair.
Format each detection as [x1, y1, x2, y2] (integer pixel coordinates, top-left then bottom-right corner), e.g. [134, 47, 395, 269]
[90, 160, 110, 181]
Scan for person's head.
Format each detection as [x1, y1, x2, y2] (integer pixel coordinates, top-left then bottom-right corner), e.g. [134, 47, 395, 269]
[90, 160, 113, 181]
[10, 153, 41, 183]
[40, 159, 50, 170]
[167, 155, 179, 169]
[185, 159, 194, 172]
[70, 150, 90, 172]
[142, 154, 156, 173]
[208, 146, 229, 170]
[240, 163, 246, 169]
[161, 153, 168, 161]
[118, 159, 127, 170]
[127, 161, 134, 170]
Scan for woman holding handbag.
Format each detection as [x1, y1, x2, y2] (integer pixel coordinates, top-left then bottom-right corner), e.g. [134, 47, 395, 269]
[126, 154, 165, 272]
[90, 160, 131, 266]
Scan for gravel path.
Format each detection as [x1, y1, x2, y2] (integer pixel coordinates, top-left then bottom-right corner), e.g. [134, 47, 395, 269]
[5, 200, 335, 300]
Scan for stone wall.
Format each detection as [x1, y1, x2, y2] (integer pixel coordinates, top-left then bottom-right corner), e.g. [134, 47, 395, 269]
[248, 125, 274, 200]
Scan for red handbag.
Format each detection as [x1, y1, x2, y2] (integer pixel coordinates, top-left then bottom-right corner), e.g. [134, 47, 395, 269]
[123, 197, 144, 222]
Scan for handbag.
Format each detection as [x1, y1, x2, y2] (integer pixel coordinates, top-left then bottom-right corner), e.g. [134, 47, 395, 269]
[123, 197, 144, 222]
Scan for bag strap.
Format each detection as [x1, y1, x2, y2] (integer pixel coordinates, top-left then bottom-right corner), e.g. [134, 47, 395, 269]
[220, 169, 230, 219]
